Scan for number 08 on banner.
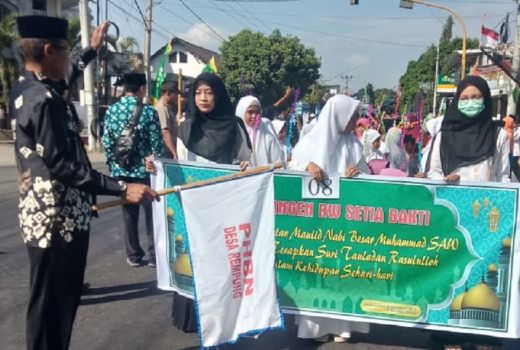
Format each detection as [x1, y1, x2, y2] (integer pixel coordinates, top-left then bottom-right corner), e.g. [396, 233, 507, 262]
[302, 176, 340, 199]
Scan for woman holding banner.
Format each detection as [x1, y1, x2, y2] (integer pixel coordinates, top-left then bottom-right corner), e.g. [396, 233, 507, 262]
[425, 75, 510, 184]
[171, 73, 252, 332]
[426, 76, 507, 350]
[235, 95, 284, 167]
[289, 94, 370, 342]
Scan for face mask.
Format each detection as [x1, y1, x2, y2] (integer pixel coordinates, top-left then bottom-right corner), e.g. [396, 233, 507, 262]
[458, 98, 485, 118]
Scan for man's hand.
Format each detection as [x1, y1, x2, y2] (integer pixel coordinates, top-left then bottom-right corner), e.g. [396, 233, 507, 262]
[306, 161, 324, 181]
[284, 86, 294, 98]
[122, 183, 159, 204]
[91, 21, 110, 51]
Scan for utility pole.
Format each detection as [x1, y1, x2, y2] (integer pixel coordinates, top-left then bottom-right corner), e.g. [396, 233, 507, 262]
[341, 75, 353, 93]
[143, 0, 153, 102]
[507, 2, 520, 117]
[79, 0, 96, 151]
[433, 42, 440, 116]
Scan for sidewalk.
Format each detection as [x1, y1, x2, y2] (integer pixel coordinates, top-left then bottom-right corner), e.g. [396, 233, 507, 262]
[0, 143, 106, 167]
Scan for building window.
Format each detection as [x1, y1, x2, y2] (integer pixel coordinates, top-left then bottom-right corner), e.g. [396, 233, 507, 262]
[170, 52, 177, 63]
[33, 0, 46, 11]
[179, 52, 187, 63]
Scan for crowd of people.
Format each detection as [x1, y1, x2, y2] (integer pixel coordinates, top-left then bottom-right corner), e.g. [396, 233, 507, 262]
[10, 14, 518, 350]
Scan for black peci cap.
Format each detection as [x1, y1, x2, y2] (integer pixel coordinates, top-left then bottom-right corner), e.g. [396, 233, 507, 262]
[17, 15, 68, 40]
[123, 73, 146, 86]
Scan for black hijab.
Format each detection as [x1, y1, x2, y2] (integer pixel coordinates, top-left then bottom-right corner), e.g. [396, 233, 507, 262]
[440, 75, 497, 175]
[178, 73, 251, 164]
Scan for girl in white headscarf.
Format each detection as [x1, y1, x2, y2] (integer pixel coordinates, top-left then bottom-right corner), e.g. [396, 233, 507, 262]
[419, 116, 443, 173]
[235, 95, 283, 167]
[362, 129, 385, 163]
[289, 94, 370, 342]
[385, 127, 407, 172]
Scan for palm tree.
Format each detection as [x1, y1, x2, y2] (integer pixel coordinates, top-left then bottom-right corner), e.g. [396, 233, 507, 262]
[0, 15, 17, 127]
[117, 36, 138, 54]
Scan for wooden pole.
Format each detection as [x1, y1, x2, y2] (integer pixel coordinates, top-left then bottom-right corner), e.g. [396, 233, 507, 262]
[92, 162, 284, 211]
[177, 68, 182, 126]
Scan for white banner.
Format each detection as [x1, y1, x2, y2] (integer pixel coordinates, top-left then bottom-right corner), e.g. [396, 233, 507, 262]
[180, 171, 282, 347]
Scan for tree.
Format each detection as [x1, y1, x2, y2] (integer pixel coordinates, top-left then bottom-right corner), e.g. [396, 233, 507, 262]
[0, 15, 18, 113]
[118, 36, 139, 54]
[398, 17, 479, 114]
[67, 17, 81, 48]
[356, 83, 376, 105]
[220, 29, 321, 105]
[440, 16, 454, 43]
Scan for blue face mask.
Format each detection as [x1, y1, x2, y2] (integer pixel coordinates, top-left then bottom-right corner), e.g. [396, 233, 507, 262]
[458, 98, 485, 118]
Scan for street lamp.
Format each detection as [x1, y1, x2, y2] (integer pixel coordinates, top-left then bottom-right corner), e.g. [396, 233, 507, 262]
[399, 0, 467, 80]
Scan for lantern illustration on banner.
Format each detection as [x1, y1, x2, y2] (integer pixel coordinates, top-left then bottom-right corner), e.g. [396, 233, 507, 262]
[167, 207, 175, 234]
[488, 207, 500, 233]
[472, 200, 481, 217]
[483, 197, 490, 208]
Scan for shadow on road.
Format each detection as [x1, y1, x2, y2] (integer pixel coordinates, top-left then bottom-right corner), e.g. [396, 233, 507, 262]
[80, 280, 167, 305]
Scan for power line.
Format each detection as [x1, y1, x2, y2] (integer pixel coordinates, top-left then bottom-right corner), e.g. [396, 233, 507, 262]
[158, 4, 223, 42]
[211, 0, 257, 31]
[234, 1, 272, 32]
[122, 0, 173, 39]
[132, 0, 149, 31]
[108, 0, 170, 41]
[261, 18, 428, 49]
[178, 0, 226, 41]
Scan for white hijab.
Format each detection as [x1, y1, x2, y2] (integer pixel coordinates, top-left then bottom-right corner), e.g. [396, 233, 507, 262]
[362, 129, 381, 157]
[291, 94, 364, 174]
[386, 127, 406, 171]
[235, 95, 283, 166]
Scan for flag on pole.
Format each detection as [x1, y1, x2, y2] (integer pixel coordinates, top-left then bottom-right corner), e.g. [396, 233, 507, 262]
[152, 40, 173, 104]
[480, 26, 499, 49]
[180, 171, 282, 348]
[202, 55, 218, 74]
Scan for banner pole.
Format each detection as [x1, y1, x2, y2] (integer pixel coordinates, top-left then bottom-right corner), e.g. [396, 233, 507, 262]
[177, 68, 182, 126]
[92, 161, 284, 211]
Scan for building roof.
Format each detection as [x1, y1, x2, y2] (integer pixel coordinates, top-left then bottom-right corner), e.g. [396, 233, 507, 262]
[151, 37, 221, 65]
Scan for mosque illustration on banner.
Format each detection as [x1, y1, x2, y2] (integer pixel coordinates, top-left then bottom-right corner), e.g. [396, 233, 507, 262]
[448, 237, 511, 329]
[167, 206, 194, 292]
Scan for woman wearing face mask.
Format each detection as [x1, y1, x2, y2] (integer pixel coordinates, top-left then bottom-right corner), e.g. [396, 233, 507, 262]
[235, 95, 283, 167]
[426, 75, 510, 183]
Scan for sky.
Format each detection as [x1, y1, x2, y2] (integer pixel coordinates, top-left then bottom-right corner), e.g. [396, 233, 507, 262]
[95, 0, 519, 92]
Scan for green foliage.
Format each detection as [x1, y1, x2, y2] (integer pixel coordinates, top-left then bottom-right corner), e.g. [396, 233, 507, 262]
[302, 83, 326, 106]
[67, 17, 81, 47]
[440, 16, 454, 43]
[220, 29, 321, 105]
[398, 16, 479, 114]
[0, 15, 18, 109]
[374, 88, 397, 114]
[356, 83, 375, 105]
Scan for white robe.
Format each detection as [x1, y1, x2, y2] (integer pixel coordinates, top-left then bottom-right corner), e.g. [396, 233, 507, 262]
[289, 94, 370, 339]
[427, 129, 510, 182]
[235, 96, 284, 167]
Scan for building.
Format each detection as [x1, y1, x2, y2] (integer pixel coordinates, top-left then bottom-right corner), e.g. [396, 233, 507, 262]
[150, 37, 221, 84]
[447, 48, 515, 119]
[0, 0, 77, 18]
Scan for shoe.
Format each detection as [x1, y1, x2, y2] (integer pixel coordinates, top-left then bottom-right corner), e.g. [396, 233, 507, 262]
[126, 257, 141, 267]
[314, 335, 330, 343]
[333, 336, 349, 343]
[147, 260, 156, 267]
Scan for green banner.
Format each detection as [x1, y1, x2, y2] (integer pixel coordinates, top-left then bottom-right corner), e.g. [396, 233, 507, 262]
[155, 161, 520, 337]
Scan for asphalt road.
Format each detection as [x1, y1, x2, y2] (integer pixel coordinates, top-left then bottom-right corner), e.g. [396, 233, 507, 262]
[0, 163, 518, 350]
